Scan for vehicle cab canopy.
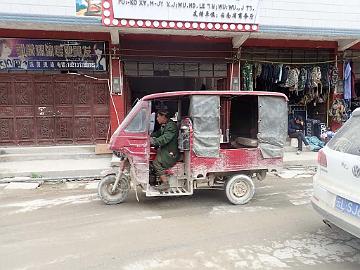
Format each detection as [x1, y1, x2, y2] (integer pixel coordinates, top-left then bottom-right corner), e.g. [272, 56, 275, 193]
[110, 91, 288, 159]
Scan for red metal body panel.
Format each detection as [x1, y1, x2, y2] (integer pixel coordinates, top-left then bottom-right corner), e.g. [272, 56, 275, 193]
[110, 100, 150, 184]
[191, 148, 282, 177]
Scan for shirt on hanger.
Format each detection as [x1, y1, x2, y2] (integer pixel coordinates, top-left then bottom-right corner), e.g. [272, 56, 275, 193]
[344, 62, 352, 100]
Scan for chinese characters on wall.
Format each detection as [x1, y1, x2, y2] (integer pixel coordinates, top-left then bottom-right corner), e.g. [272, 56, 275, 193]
[112, 0, 259, 24]
[0, 39, 107, 71]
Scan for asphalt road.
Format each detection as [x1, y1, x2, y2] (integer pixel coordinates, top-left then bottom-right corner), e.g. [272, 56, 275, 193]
[0, 174, 359, 270]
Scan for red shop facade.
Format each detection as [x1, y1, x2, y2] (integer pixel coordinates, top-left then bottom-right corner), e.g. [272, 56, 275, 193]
[0, 29, 112, 146]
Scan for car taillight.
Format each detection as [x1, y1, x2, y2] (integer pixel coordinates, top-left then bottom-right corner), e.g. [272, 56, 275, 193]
[318, 150, 327, 167]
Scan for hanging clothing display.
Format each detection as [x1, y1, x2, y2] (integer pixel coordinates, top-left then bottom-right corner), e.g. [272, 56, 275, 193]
[283, 68, 300, 92]
[329, 65, 339, 91]
[329, 99, 349, 123]
[242, 63, 253, 91]
[298, 68, 307, 92]
[344, 62, 352, 100]
[254, 63, 262, 78]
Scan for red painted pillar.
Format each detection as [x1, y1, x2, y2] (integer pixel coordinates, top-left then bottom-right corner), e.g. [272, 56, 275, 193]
[109, 45, 126, 135]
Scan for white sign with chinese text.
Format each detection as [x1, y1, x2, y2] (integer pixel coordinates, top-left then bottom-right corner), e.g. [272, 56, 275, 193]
[111, 0, 260, 24]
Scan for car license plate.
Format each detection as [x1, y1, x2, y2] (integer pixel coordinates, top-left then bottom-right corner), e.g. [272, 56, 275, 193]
[335, 196, 360, 219]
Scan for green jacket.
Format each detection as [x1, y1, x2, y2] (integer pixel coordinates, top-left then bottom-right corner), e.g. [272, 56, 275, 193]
[151, 120, 179, 168]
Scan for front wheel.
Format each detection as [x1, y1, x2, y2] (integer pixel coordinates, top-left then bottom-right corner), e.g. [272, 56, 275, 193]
[98, 174, 130, 205]
[225, 174, 255, 205]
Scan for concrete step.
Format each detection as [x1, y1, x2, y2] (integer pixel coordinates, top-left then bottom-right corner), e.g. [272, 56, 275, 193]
[0, 145, 96, 155]
[0, 152, 112, 162]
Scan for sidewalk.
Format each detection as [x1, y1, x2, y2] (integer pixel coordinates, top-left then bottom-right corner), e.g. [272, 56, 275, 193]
[0, 157, 112, 181]
[283, 151, 318, 168]
[0, 150, 318, 183]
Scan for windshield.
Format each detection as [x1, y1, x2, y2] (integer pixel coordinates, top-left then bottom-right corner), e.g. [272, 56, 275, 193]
[125, 108, 147, 133]
[111, 100, 149, 139]
[327, 114, 360, 156]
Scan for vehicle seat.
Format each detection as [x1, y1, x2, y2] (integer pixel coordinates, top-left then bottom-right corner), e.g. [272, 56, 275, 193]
[231, 136, 258, 148]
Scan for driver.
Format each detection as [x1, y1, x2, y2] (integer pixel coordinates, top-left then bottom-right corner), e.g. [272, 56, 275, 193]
[150, 108, 179, 191]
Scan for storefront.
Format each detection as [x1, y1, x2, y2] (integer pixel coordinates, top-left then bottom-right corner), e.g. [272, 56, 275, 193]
[0, 30, 111, 145]
[119, 34, 232, 108]
[102, 0, 260, 131]
[99, 0, 360, 138]
[340, 47, 360, 113]
[239, 40, 339, 134]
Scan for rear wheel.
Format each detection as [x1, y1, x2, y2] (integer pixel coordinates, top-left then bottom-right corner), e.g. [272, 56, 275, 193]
[256, 170, 267, 181]
[98, 174, 130, 205]
[225, 174, 255, 205]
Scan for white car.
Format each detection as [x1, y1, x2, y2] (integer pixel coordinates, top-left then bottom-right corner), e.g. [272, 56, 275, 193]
[312, 108, 360, 238]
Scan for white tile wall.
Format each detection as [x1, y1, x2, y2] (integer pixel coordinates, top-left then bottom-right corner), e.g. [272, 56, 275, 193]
[0, 0, 75, 16]
[257, 0, 360, 29]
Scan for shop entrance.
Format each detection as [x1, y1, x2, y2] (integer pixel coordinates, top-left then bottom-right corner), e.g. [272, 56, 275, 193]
[123, 61, 229, 108]
[127, 77, 221, 105]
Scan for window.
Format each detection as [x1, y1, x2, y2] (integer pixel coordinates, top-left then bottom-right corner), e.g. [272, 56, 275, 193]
[327, 116, 360, 156]
[125, 108, 147, 133]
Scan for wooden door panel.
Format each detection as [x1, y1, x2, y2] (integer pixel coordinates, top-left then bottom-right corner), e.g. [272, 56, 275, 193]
[55, 82, 73, 105]
[75, 117, 93, 142]
[36, 118, 55, 142]
[35, 82, 54, 105]
[0, 118, 14, 143]
[0, 82, 13, 105]
[94, 117, 109, 141]
[15, 83, 33, 105]
[56, 118, 73, 142]
[0, 74, 109, 145]
[0, 107, 14, 118]
[75, 82, 92, 105]
[15, 118, 35, 142]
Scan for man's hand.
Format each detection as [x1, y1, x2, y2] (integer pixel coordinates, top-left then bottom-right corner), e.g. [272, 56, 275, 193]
[150, 137, 156, 146]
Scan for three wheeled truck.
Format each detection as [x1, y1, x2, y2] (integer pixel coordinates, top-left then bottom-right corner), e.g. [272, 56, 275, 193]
[98, 91, 288, 205]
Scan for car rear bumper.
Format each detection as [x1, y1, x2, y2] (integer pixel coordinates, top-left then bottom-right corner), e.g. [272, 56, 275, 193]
[312, 178, 360, 238]
[311, 200, 360, 238]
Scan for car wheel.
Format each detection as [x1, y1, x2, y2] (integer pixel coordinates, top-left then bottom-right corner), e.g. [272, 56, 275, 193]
[225, 174, 255, 205]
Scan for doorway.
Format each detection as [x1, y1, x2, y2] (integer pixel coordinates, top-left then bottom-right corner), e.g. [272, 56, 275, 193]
[127, 76, 225, 106]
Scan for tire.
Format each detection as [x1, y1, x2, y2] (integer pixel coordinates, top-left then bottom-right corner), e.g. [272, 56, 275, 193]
[98, 174, 130, 205]
[256, 171, 267, 181]
[225, 174, 255, 205]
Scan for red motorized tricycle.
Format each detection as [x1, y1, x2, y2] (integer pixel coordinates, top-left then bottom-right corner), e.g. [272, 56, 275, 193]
[98, 91, 288, 205]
